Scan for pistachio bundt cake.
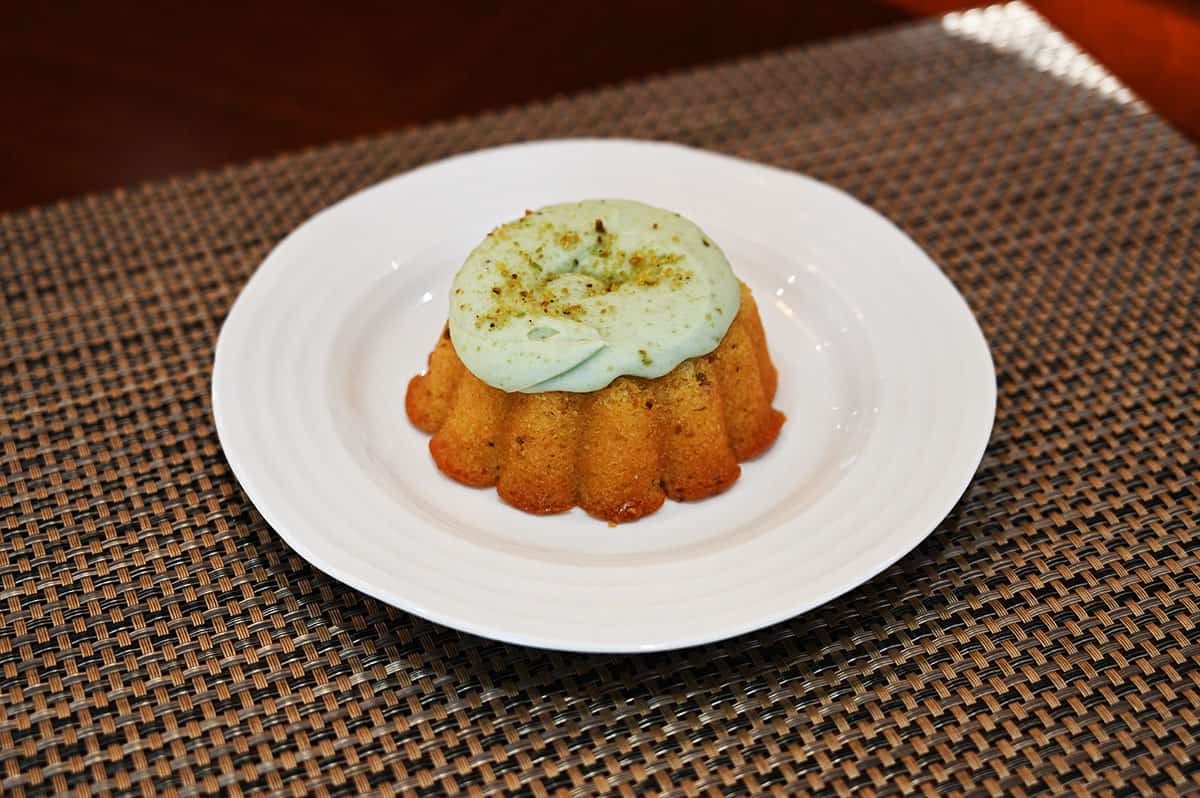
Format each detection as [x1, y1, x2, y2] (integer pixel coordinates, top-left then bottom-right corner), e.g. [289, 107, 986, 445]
[406, 200, 785, 523]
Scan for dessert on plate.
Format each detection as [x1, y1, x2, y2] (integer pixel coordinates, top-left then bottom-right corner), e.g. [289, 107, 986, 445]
[406, 199, 784, 523]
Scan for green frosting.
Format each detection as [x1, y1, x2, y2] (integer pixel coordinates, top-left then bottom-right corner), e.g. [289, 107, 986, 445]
[448, 199, 741, 393]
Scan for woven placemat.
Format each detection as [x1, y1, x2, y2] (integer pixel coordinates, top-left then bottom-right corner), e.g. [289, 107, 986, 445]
[3, 4, 1198, 796]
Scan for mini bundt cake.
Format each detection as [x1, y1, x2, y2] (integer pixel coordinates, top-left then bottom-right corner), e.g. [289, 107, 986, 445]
[405, 199, 785, 523]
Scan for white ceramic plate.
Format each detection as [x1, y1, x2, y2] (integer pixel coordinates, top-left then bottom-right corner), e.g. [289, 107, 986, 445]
[213, 139, 995, 653]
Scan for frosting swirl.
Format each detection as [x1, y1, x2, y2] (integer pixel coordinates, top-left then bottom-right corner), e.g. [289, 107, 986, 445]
[447, 199, 741, 393]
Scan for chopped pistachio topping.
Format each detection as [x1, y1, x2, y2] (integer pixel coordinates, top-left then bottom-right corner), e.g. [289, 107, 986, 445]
[447, 199, 740, 393]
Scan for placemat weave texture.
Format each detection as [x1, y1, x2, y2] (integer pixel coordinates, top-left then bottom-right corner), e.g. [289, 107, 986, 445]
[2, 5, 1198, 796]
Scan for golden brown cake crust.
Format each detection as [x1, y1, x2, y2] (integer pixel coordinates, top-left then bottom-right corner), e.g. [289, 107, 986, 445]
[405, 284, 785, 523]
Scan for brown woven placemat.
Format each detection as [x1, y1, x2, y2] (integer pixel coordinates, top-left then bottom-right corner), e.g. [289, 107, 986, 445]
[3, 5, 1198, 796]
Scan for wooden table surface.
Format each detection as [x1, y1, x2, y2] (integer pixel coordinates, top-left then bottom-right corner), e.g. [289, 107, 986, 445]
[5, 1, 1198, 213]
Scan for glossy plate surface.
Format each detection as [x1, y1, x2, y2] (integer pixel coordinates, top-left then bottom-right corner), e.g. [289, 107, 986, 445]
[212, 139, 996, 652]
